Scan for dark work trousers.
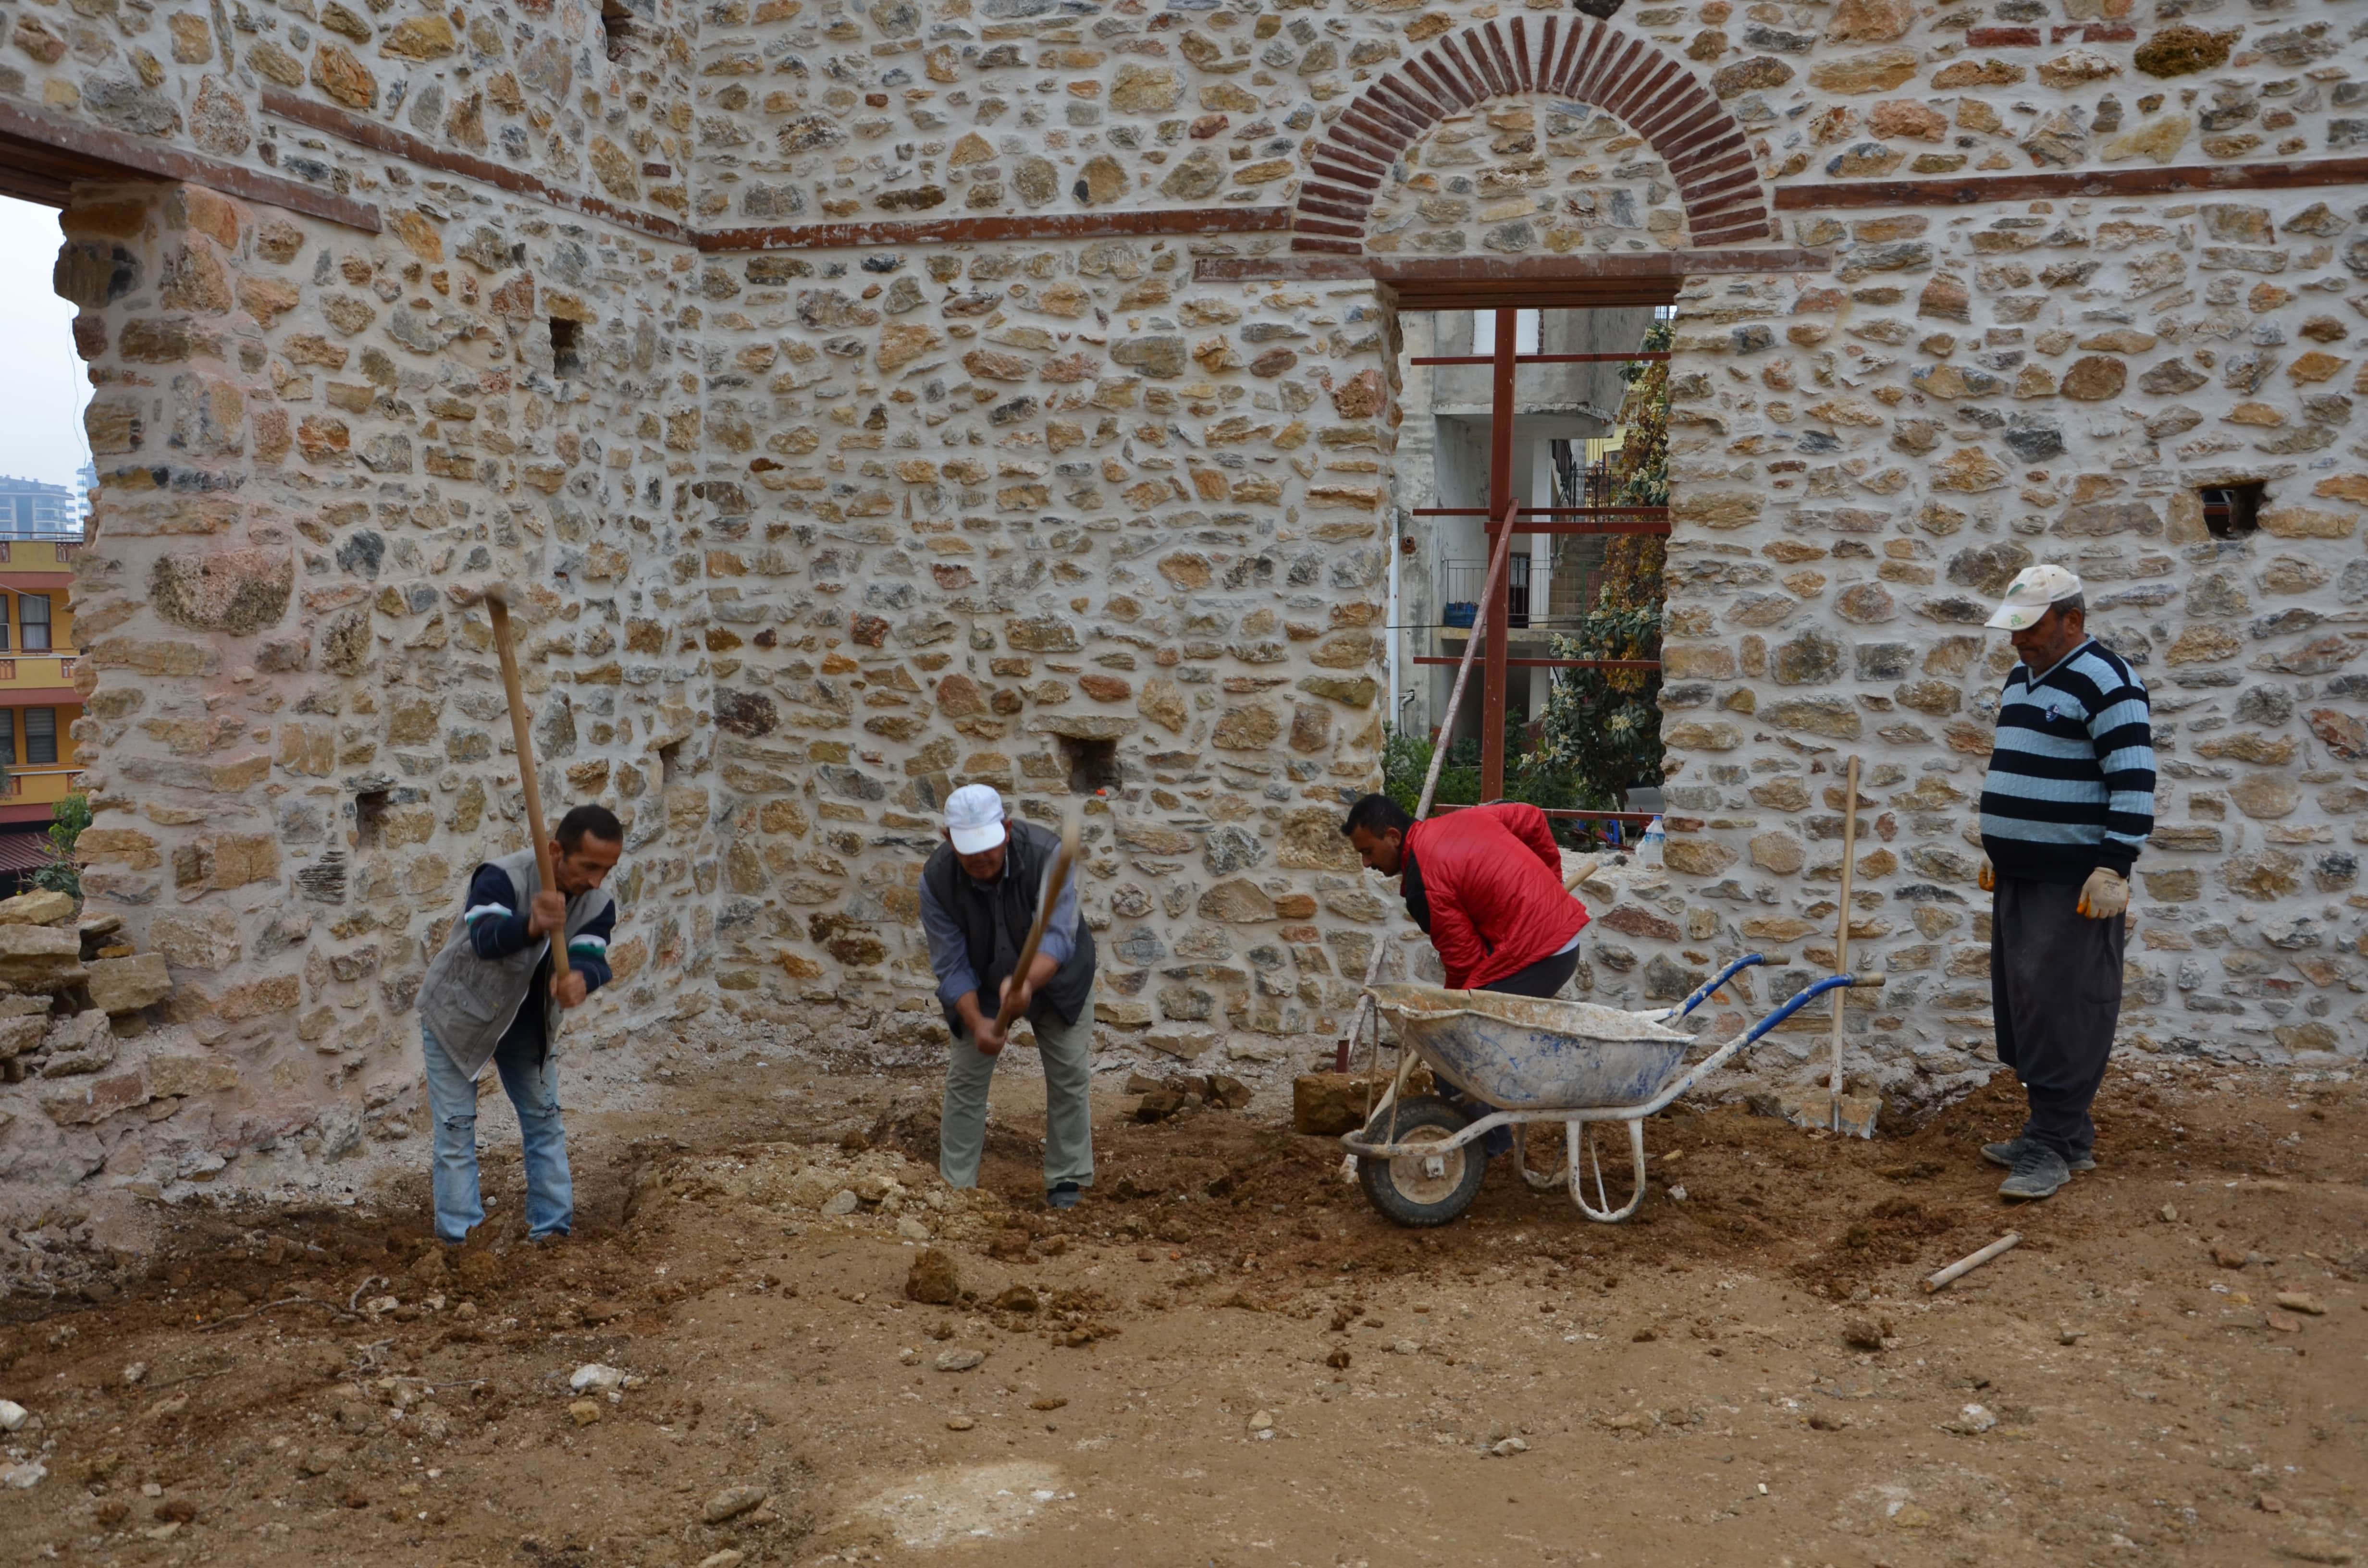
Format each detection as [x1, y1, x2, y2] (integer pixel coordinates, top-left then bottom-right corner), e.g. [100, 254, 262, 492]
[1446, 943, 1584, 1156]
[1990, 876, 2124, 1159]
[1479, 944, 1582, 1001]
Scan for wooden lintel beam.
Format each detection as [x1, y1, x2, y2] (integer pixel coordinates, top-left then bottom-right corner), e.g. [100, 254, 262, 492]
[699, 205, 1294, 251]
[0, 92, 382, 232]
[1195, 247, 1829, 298]
[1773, 156, 2368, 209]
[269, 88, 1293, 252]
[261, 88, 687, 241]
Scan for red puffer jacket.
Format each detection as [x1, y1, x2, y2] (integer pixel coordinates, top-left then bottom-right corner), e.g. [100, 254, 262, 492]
[1401, 803, 1590, 991]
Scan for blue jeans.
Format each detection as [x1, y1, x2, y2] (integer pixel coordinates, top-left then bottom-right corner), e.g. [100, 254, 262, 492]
[421, 1024, 573, 1244]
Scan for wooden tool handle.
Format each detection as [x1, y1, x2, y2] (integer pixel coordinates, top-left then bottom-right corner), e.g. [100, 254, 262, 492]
[991, 815, 1080, 1034]
[1829, 753, 1861, 1130]
[484, 588, 557, 896]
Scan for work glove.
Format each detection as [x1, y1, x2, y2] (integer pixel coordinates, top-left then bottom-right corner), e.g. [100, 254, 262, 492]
[2075, 867, 2129, 920]
[1977, 859, 1994, 893]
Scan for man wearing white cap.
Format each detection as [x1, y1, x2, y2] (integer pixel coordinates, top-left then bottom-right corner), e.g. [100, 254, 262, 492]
[1976, 565, 2156, 1201]
[918, 784, 1096, 1208]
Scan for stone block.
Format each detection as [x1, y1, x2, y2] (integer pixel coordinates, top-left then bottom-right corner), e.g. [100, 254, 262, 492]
[1665, 840, 1739, 876]
[0, 1012, 48, 1059]
[42, 1068, 149, 1126]
[0, 925, 85, 989]
[1750, 832, 1807, 875]
[39, 1009, 118, 1076]
[149, 548, 294, 633]
[86, 954, 173, 1015]
[0, 890, 75, 927]
[1145, 1027, 1219, 1061]
[1293, 1071, 1428, 1137]
[1747, 1090, 1881, 1139]
[149, 1053, 239, 1097]
[1197, 881, 1276, 923]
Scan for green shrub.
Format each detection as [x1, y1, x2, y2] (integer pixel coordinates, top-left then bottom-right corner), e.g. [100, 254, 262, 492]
[30, 790, 89, 899]
[1534, 604, 1665, 811]
[1381, 721, 1595, 845]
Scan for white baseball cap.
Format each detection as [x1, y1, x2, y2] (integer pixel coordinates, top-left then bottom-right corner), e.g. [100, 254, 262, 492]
[1986, 564, 2084, 631]
[943, 783, 1008, 855]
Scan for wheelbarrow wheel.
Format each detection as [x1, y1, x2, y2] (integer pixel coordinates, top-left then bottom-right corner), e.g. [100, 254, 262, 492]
[1356, 1095, 1486, 1228]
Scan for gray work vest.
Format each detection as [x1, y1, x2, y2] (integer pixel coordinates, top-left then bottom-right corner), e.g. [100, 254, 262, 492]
[418, 846, 615, 1079]
[921, 821, 1095, 1034]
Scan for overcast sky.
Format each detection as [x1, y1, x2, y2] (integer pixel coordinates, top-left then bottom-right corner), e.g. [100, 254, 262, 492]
[0, 195, 93, 495]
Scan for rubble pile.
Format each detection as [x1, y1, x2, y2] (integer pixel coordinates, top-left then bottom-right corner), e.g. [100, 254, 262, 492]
[1124, 1071, 1253, 1123]
[635, 1143, 1006, 1247]
[0, 891, 178, 1093]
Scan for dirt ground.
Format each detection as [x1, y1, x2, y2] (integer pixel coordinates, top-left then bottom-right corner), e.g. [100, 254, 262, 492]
[0, 1041, 2362, 1568]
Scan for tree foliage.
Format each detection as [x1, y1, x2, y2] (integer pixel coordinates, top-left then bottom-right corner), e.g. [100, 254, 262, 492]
[1609, 316, 1672, 509]
[1597, 314, 1670, 630]
[1533, 605, 1664, 810]
[1381, 722, 1591, 842]
[31, 791, 89, 899]
[1531, 317, 1670, 810]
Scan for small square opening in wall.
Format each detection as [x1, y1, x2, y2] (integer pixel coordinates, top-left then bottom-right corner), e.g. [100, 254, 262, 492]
[355, 788, 391, 848]
[601, 0, 636, 59]
[550, 317, 585, 379]
[657, 740, 682, 790]
[1058, 735, 1122, 795]
[2200, 481, 2262, 539]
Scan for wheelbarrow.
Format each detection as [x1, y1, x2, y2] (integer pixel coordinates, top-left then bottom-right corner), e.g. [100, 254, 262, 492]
[1341, 956, 1854, 1225]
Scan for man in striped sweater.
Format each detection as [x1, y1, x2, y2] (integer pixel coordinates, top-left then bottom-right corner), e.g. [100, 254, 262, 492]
[1976, 566, 2156, 1202]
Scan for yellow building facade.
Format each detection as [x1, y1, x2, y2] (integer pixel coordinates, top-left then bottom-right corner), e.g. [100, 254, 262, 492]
[0, 539, 81, 828]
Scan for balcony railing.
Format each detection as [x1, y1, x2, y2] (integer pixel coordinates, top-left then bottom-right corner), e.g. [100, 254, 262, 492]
[1440, 554, 1531, 629]
[0, 538, 83, 562]
[0, 767, 81, 796]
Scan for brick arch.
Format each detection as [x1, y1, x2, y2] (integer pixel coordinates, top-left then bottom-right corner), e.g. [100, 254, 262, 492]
[1295, 15, 1775, 254]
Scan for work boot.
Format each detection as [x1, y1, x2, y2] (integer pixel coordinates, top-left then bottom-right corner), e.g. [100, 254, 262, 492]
[1998, 1143, 2071, 1202]
[1981, 1135, 2095, 1173]
[1046, 1181, 1081, 1211]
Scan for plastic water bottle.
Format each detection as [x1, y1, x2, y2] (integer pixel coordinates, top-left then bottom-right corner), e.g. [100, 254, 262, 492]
[1638, 815, 1666, 869]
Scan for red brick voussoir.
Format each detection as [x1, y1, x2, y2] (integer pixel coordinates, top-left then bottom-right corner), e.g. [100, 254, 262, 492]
[1292, 16, 1777, 253]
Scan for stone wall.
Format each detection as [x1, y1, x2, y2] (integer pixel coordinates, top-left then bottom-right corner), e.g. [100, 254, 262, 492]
[1656, 180, 2368, 1096]
[1614, 0, 2368, 1095]
[14, 164, 718, 1192]
[0, 0, 2359, 1207]
[689, 240, 1397, 1044]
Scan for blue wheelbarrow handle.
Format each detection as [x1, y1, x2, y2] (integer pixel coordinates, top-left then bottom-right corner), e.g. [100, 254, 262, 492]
[1662, 953, 1766, 1021]
[1650, 972, 1861, 1114]
[1741, 973, 1857, 1045]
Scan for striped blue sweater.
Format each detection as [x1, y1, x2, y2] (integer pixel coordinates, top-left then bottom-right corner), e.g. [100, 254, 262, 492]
[1978, 638, 2156, 885]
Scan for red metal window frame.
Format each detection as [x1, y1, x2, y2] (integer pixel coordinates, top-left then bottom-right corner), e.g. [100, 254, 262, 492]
[1393, 285, 1674, 802]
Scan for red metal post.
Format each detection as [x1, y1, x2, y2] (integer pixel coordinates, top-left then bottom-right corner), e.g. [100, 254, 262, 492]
[1481, 307, 1517, 803]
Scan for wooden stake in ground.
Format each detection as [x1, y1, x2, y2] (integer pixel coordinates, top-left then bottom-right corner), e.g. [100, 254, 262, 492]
[1829, 753, 1861, 1134]
[980, 812, 1081, 1057]
[1925, 1231, 2023, 1293]
[483, 586, 558, 905]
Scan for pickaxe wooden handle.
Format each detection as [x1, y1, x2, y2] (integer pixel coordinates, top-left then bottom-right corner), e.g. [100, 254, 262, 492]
[483, 586, 558, 903]
[986, 813, 1080, 1047]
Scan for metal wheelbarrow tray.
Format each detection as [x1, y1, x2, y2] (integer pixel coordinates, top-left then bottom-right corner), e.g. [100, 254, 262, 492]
[1341, 956, 1854, 1225]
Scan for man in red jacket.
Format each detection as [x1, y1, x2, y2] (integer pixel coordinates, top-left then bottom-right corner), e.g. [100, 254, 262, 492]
[1341, 795, 1589, 998]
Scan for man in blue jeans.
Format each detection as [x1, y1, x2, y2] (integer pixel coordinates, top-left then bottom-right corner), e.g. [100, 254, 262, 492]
[416, 805, 623, 1244]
